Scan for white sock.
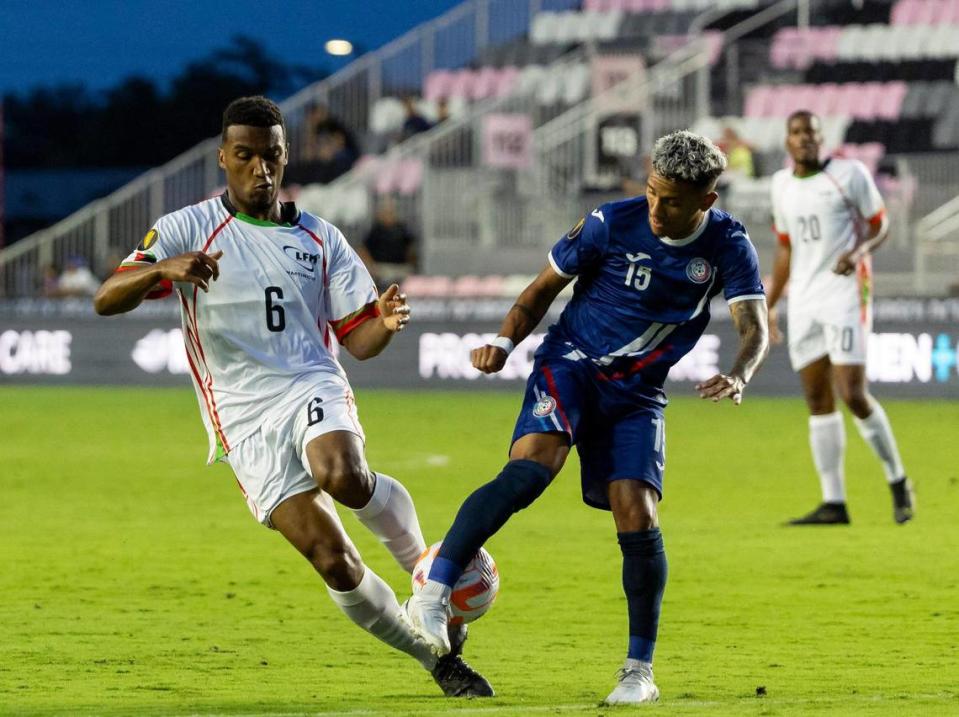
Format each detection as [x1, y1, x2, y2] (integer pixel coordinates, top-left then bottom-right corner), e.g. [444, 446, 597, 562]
[351, 473, 427, 573]
[326, 567, 436, 670]
[853, 400, 906, 483]
[809, 412, 846, 503]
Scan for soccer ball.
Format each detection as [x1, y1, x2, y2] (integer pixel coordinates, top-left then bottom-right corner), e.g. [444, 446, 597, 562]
[412, 542, 499, 624]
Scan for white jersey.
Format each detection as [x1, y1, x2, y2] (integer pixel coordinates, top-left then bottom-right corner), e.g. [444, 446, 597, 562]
[770, 157, 885, 320]
[119, 195, 377, 463]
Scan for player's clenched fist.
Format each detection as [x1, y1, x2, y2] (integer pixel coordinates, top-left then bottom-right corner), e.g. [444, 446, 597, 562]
[472, 344, 509, 374]
[157, 250, 224, 292]
[378, 284, 411, 332]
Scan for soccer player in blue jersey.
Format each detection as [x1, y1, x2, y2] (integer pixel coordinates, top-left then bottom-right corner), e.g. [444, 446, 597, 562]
[407, 130, 769, 704]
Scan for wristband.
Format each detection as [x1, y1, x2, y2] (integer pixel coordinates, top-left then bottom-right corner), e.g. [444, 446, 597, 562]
[490, 336, 515, 355]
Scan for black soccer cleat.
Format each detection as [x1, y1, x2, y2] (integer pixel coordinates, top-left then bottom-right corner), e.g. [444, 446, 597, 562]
[431, 653, 495, 697]
[890, 478, 915, 524]
[786, 502, 850, 525]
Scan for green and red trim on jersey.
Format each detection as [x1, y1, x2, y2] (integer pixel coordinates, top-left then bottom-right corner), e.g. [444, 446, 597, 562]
[115, 252, 173, 299]
[181, 214, 235, 457]
[330, 302, 381, 343]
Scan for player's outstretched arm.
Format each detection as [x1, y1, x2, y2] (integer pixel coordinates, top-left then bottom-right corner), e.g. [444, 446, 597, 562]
[341, 284, 410, 360]
[696, 298, 769, 405]
[94, 250, 223, 316]
[471, 264, 571, 374]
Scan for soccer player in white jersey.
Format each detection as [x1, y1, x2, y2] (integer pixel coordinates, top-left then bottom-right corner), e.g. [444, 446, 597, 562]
[767, 110, 914, 525]
[93, 96, 493, 697]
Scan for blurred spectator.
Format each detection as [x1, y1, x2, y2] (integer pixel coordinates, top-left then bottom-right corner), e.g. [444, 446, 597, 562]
[57, 256, 100, 297]
[39, 263, 61, 298]
[717, 127, 755, 180]
[288, 104, 359, 185]
[359, 198, 418, 287]
[435, 97, 451, 125]
[401, 96, 432, 141]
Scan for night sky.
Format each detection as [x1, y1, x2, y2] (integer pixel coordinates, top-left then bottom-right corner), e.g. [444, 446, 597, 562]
[0, 0, 464, 95]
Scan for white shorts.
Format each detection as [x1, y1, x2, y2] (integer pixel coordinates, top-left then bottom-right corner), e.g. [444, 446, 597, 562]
[787, 309, 870, 371]
[225, 374, 365, 527]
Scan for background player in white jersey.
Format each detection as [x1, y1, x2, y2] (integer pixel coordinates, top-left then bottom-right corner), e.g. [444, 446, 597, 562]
[93, 96, 492, 697]
[767, 110, 914, 525]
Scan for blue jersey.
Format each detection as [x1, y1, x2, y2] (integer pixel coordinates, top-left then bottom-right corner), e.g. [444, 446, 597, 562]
[544, 196, 764, 400]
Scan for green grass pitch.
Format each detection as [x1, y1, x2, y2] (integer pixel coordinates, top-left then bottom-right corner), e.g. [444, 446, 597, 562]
[1, 386, 957, 716]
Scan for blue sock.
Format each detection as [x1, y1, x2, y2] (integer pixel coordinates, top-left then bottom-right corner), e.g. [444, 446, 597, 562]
[428, 459, 553, 587]
[619, 528, 667, 663]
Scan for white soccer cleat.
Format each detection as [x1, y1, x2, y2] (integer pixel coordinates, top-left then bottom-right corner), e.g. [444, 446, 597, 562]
[405, 582, 452, 656]
[604, 659, 660, 705]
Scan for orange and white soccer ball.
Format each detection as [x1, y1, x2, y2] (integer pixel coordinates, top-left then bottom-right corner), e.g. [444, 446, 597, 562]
[412, 542, 499, 624]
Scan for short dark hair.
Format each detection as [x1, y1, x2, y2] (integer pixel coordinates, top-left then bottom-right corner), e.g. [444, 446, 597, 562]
[221, 96, 285, 143]
[787, 109, 819, 127]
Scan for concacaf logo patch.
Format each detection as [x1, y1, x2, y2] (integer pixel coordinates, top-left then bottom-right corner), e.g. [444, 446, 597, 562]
[532, 395, 557, 418]
[565, 217, 585, 241]
[138, 229, 159, 251]
[685, 257, 712, 284]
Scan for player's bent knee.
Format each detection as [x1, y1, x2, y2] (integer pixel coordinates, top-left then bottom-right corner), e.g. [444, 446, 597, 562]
[306, 540, 364, 589]
[313, 462, 374, 509]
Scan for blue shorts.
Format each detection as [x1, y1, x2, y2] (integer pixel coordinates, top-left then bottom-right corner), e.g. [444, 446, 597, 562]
[510, 355, 667, 510]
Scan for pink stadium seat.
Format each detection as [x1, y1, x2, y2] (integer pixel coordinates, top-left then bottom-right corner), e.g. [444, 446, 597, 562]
[833, 83, 862, 117]
[809, 26, 842, 62]
[914, 0, 940, 23]
[494, 66, 520, 97]
[402, 275, 453, 297]
[453, 275, 484, 296]
[853, 83, 884, 120]
[475, 275, 505, 296]
[770, 29, 795, 69]
[817, 83, 842, 116]
[424, 70, 454, 101]
[891, 0, 917, 24]
[395, 158, 424, 195]
[448, 70, 475, 99]
[583, 0, 604, 10]
[744, 85, 774, 117]
[876, 81, 908, 120]
[947, 0, 959, 24]
[471, 67, 500, 100]
[374, 159, 401, 195]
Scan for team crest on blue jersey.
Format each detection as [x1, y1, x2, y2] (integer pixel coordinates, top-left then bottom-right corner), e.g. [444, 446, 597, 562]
[566, 217, 585, 241]
[533, 395, 557, 418]
[685, 257, 712, 284]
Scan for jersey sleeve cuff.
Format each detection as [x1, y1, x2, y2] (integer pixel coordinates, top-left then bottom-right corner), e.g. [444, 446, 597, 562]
[547, 251, 575, 279]
[726, 293, 765, 305]
[115, 265, 172, 300]
[330, 302, 381, 343]
[867, 207, 886, 228]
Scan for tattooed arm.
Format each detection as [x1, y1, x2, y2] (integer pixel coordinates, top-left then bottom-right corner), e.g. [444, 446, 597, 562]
[471, 264, 572, 374]
[695, 298, 769, 405]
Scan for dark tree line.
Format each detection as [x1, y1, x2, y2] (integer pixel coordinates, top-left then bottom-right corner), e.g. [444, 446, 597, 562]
[2, 36, 327, 168]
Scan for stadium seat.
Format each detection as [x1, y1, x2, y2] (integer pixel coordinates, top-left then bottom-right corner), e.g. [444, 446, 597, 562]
[423, 70, 455, 101]
[471, 67, 500, 100]
[494, 66, 520, 97]
[876, 81, 908, 120]
[744, 85, 775, 117]
[395, 158, 424, 195]
[530, 13, 559, 45]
